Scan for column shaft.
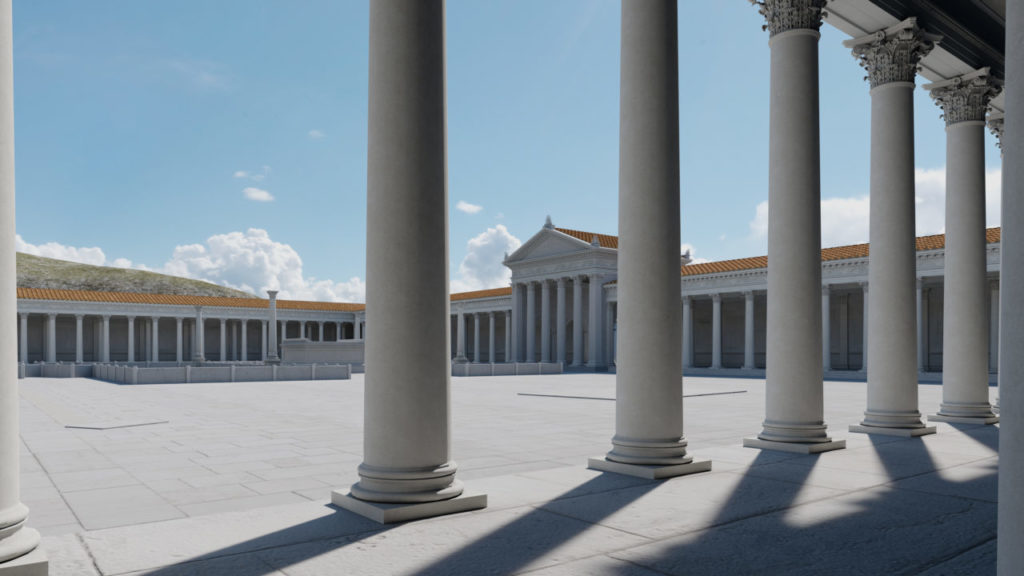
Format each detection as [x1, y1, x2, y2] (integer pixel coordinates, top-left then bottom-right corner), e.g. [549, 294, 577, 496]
[509, 283, 520, 362]
[572, 278, 583, 366]
[488, 312, 495, 363]
[862, 284, 869, 371]
[455, 312, 466, 362]
[711, 295, 722, 369]
[102, 316, 110, 362]
[504, 310, 511, 363]
[745, 292, 756, 370]
[525, 283, 536, 362]
[821, 287, 830, 372]
[46, 314, 56, 363]
[587, 276, 603, 368]
[151, 317, 160, 362]
[176, 318, 183, 363]
[241, 320, 248, 362]
[75, 315, 83, 364]
[556, 278, 567, 363]
[127, 317, 135, 363]
[219, 319, 226, 362]
[18, 313, 25, 364]
[682, 297, 693, 368]
[917, 279, 925, 372]
[193, 307, 204, 362]
[473, 313, 481, 363]
[540, 281, 551, 362]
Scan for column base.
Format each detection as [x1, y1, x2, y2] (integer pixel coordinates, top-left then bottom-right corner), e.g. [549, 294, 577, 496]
[743, 437, 846, 454]
[849, 424, 937, 437]
[331, 489, 486, 524]
[587, 456, 711, 480]
[0, 533, 47, 576]
[928, 414, 1000, 425]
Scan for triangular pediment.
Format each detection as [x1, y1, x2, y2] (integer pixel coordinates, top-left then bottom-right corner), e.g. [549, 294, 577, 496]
[506, 228, 593, 264]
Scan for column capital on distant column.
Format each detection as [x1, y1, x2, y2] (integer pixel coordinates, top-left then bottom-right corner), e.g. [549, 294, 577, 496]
[744, 290, 755, 299]
[844, 18, 939, 89]
[711, 293, 721, 303]
[126, 315, 135, 321]
[75, 314, 84, 320]
[750, 0, 826, 37]
[916, 277, 925, 290]
[926, 68, 1002, 126]
[821, 284, 830, 296]
[861, 282, 869, 293]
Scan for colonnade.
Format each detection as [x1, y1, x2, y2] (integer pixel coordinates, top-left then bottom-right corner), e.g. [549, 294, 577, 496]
[452, 310, 511, 364]
[508, 275, 604, 367]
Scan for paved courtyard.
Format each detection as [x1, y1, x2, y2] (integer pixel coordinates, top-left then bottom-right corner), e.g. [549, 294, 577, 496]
[19, 373, 998, 575]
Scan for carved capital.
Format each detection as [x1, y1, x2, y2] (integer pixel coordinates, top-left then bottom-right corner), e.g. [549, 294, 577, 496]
[750, 0, 826, 37]
[927, 69, 1002, 126]
[845, 19, 939, 89]
[987, 110, 1005, 148]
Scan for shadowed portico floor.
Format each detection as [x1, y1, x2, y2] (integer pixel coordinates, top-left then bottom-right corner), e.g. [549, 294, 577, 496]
[19, 374, 998, 575]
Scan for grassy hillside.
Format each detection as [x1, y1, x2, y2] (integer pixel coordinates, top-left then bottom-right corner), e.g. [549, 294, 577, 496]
[16, 253, 255, 298]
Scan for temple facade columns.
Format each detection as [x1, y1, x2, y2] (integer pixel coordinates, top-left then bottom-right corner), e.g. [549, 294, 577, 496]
[745, 0, 843, 453]
[525, 282, 536, 362]
[928, 69, 1000, 424]
[335, 0, 485, 522]
[572, 276, 583, 366]
[510, 283, 521, 362]
[556, 277, 567, 363]
[540, 280, 551, 363]
[710, 294, 722, 369]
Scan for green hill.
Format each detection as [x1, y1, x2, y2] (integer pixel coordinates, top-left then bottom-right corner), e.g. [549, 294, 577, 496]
[16, 253, 255, 298]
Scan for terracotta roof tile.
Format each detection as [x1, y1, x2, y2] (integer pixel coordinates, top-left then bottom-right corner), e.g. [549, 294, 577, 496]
[450, 287, 512, 301]
[555, 227, 618, 249]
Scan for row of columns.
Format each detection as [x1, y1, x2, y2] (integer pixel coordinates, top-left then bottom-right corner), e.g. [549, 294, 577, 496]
[452, 310, 510, 364]
[509, 275, 603, 366]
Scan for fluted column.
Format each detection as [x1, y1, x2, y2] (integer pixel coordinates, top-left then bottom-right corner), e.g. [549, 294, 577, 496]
[846, 20, 937, 436]
[587, 274, 603, 369]
[473, 313, 481, 363]
[240, 320, 247, 361]
[917, 279, 925, 372]
[218, 319, 226, 361]
[540, 280, 551, 363]
[591, 0, 708, 479]
[745, 0, 843, 453]
[861, 282, 869, 372]
[126, 316, 135, 363]
[488, 312, 495, 363]
[101, 315, 111, 363]
[572, 276, 583, 366]
[74, 315, 83, 364]
[335, 0, 485, 522]
[999, 2, 1024, 567]
[151, 317, 160, 362]
[45, 314, 56, 363]
[504, 310, 511, 363]
[17, 313, 25, 364]
[682, 296, 693, 369]
[745, 291, 756, 370]
[556, 278, 567, 363]
[193, 306, 205, 362]
[175, 318, 183, 363]
[711, 294, 722, 369]
[525, 282, 536, 362]
[261, 320, 268, 361]
[266, 292, 279, 363]
[0, 3, 45, 569]
[454, 312, 467, 363]
[927, 69, 1000, 424]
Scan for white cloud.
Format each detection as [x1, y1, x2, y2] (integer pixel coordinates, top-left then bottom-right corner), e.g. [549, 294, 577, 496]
[233, 170, 248, 179]
[160, 229, 365, 302]
[456, 200, 483, 214]
[243, 187, 274, 202]
[234, 166, 270, 182]
[451, 225, 522, 293]
[749, 200, 769, 240]
[16, 235, 124, 267]
[308, 129, 326, 139]
[680, 243, 710, 265]
[821, 195, 871, 247]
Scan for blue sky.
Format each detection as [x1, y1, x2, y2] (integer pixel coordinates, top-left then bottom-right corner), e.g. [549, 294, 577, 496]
[11, 1, 1004, 301]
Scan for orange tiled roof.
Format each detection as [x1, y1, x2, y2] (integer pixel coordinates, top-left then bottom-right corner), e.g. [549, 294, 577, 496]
[681, 227, 1001, 276]
[16, 287, 365, 311]
[555, 227, 618, 249]
[451, 287, 512, 301]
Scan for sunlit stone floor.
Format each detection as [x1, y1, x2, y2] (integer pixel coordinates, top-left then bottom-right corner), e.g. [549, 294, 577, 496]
[18, 373, 998, 575]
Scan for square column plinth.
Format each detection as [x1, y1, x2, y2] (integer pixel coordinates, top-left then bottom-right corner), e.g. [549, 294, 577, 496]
[743, 438, 846, 455]
[928, 414, 1000, 425]
[0, 547, 48, 576]
[587, 457, 711, 480]
[332, 489, 487, 524]
[849, 424, 937, 437]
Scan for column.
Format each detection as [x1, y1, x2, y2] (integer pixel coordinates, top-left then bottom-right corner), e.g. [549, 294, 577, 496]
[75, 315, 83, 363]
[711, 294, 722, 369]
[337, 322, 342, 342]
[822, 286, 830, 373]
[572, 276, 583, 366]
[999, 2, 1024, 567]
[335, 0, 485, 522]
[861, 283, 869, 372]
[745, 0, 843, 453]
[126, 316, 135, 363]
[991, 279, 999, 373]
[525, 282, 536, 362]
[231, 321, 238, 359]
[504, 310, 511, 363]
[556, 277, 567, 364]
[587, 274, 603, 368]
[241, 320, 248, 362]
[45, 314, 56, 363]
[590, 0, 708, 479]
[261, 320, 268, 361]
[745, 291, 756, 370]
[488, 312, 495, 363]
[193, 306, 205, 362]
[175, 318, 183, 363]
[682, 296, 693, 369]
[0, 0, 45, 568]
[301, 320, 307, 340]
[17, 313, 25, 364]
[151, 317, 160, 362]
[928, 69, 999, 424]
[473, 313, 481, 363]
[917, 278, 925, 372]
[605, 301, 614, 367]
[846, 20, 937, 436]
[219, 319, 226, 361]
[101, 315, 111, 362]
[316, 321, 323, 342]
[454, 312, 467, 363]
[540, 280, 551, 362]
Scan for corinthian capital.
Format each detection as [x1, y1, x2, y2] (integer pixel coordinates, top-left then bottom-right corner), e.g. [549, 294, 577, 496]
[844, 18, 939, 89]
[749, 0, 827, 37]
[987, 109, 1005, 147]
[926, 69, 1002, 126]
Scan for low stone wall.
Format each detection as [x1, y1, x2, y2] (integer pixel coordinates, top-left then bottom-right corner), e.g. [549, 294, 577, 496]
[281, 339, 365, 365]
[451, 362, 563, 377]
[92, 362, 352, 385]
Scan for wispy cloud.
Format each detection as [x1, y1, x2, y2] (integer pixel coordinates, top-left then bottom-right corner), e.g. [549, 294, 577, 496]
[308, 129, 326, 139]
[233, 165, 270, 182]
[165, 59, 229, 91]
[243, 187, 274, 202]
[456, 200, 483, 214]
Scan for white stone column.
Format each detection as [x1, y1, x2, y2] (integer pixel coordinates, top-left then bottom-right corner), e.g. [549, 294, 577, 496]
[556, 277, 567, 364]
[917, 278, 925, 372]
[334, 0, 485, 521]
[682, 296, 693, 369]
[590, 0, 708, 479]
[126, 316, 135, 363]
[151, 317, 160, 362]
[572, 276, 583, 366]
[261, 320, 268, 361]
[219, 319, 227, 362]
[999, 2, 1024, 567]
[587, 275, 603, 368]
[605, 301, 615, 367]
[45, 314, 56, 363]
[193, 306, 204, 362]
[821, 286, 830, 373]
[928, 70, 1000, 424]
[745, 291, 756, 370]
[861, 282, 869, 372]
[510, 283, 520, 362]
[990, 279, 999, 373]
[525, 282, 536, 362]
[473, 313, 481, 363]
[745, 0, 843, 453]
[74, 315, 83, 364]
[847, 20, 937, 436]
[241, 320, 248, 362]
[337, 322, 342, 342]
[504, 310, 511, 363]
[540, 280, 551, 363]
[175, 317, 183, 363]
[711, 294, 722, 369]
[0, 4, 45, 569]
[17, 313, 25, 364]
[488, 312, 495, 363]
[101, 315, 111, 363]
[454, 312, 467, 363]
